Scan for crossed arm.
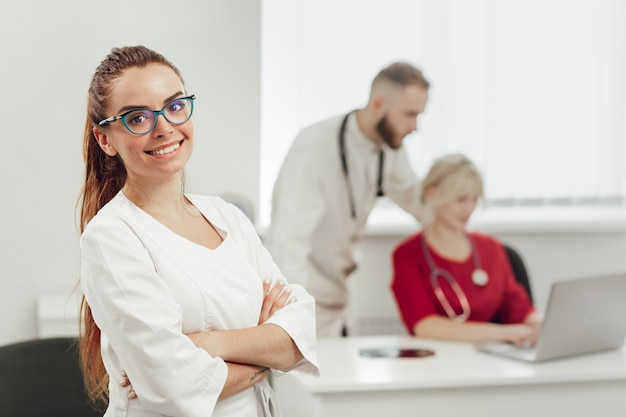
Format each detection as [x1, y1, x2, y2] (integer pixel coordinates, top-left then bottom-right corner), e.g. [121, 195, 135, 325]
[192, 280, 303, 399]
[122, 280, 302, 400]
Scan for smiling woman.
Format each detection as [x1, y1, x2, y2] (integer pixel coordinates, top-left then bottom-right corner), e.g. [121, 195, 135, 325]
[91, 63, 195, 185]
[77, 45, 319, 417]
[0, 1, 264, 350]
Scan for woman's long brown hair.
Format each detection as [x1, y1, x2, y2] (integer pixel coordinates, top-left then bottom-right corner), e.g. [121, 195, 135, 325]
[77, 45, 184, 405]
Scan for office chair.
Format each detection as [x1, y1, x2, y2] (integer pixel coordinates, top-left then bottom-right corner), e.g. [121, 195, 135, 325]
[0, 337, 102, 417]
[502, 243, 534, 303]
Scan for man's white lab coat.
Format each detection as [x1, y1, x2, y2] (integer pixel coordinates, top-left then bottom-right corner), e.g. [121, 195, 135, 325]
[268, 113, 422, 336]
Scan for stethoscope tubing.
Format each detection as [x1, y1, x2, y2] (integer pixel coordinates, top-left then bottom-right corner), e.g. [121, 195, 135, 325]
[339, 112, 384, 219]
[420, 232, 486, 322]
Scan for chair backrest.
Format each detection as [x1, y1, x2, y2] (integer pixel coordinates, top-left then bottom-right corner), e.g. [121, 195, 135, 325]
[0, 337, 102, 417]
[502, 243, 534, 303]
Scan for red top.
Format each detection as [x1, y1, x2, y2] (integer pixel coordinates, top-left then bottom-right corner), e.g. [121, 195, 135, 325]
[391, 231, 534, 335]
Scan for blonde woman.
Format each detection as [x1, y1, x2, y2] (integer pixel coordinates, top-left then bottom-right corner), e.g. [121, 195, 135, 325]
[391, 153, 542, 346]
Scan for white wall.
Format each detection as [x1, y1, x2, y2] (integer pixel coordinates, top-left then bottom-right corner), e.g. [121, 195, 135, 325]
[0, 0, 261, 346]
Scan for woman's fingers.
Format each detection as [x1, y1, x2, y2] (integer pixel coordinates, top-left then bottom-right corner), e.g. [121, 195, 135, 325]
[269, 287, 292, 316]
[264, 280, 286, 306]
[259, 279, 277, 323]
[262, 279, 271, 298]
[507, 324, 537, 347]
[259, 279, 293, 324]
[120, 370, 130, 387]
[120, 370, 137, 399]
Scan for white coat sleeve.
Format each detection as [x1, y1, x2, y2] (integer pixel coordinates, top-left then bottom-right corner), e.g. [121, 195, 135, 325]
[80, 218, 228, 417]
[267, 139, 326, 289]
[384, 146, 423, 222]
[225, 202, 319, 377]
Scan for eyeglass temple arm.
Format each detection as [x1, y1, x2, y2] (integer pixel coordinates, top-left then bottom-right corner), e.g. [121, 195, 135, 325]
[98, 116, 117, 127]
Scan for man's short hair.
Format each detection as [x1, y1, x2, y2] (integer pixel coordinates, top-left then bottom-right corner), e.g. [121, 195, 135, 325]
[372, 62, 430, 90]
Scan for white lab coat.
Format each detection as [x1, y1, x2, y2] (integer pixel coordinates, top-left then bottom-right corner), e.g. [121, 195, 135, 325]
[80, 192, 319, 417]
[268, 113, 422, 336]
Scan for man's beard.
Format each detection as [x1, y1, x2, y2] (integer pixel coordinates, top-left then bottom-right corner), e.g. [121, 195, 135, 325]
[376, 115, 403, 149]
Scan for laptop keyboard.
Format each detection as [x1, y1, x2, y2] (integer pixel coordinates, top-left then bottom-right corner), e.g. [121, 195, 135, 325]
[477, 342, 538, 361]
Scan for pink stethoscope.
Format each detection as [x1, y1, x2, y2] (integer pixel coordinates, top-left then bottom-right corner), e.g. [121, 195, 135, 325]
[420, 233, 489, 322]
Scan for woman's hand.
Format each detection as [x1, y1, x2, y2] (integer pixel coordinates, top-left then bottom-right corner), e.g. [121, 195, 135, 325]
[501, 323, 540, 347]
[120, 370, 137, 399]
[258, 279, 294, 325]
[185, 280, 294, 356]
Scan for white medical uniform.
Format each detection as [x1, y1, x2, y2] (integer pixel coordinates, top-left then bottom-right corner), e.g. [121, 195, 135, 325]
[268, 113, 422, 337]
[80, 192, 319, 417]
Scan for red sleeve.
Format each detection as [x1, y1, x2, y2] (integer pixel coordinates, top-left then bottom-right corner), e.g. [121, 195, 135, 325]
[390, 233, 440, 334]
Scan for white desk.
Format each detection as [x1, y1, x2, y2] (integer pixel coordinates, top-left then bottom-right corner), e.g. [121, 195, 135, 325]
[273, 335, 626, 417]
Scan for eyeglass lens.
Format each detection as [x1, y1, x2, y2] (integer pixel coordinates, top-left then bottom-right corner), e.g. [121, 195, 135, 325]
[123, 97, 193, 134]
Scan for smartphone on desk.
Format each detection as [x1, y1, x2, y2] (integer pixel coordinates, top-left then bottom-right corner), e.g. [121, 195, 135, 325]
[359, 347, 435, 358]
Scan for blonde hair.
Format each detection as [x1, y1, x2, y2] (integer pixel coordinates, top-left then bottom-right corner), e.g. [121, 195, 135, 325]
[420, 153, 484, 225]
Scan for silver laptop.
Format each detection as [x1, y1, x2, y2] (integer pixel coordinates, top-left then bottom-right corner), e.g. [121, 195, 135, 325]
[477, 274, 626, 362]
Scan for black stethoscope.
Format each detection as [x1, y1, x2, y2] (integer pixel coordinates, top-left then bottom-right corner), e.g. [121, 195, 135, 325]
[420, 232, 489, 322]
[339, 112, 384, 219]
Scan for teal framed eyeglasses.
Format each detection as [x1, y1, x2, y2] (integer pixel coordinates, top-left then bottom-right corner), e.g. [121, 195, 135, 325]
[98, 95, 196, 135]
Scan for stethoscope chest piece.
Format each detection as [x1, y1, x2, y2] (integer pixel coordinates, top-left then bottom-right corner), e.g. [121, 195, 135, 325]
[471, 269, 489, 286]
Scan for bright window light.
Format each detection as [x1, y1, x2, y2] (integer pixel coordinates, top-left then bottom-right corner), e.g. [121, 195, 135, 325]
[260, 0, 626, 227]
